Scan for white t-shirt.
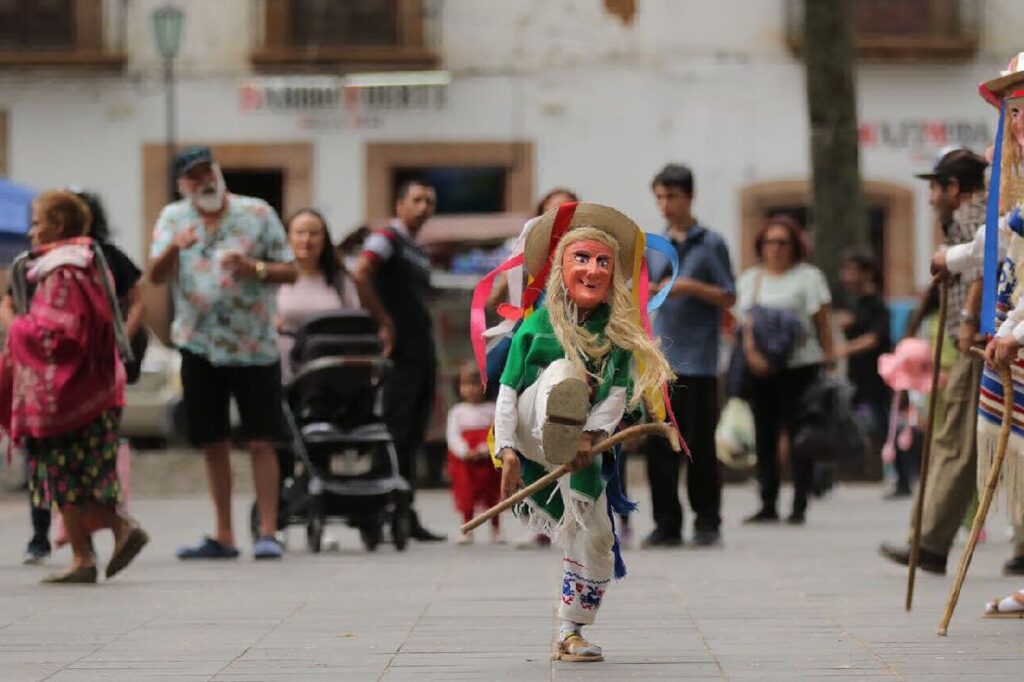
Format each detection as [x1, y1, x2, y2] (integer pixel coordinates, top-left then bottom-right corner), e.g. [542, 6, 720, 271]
[735, 263, 832, 368]
[446, 401, 496, 460]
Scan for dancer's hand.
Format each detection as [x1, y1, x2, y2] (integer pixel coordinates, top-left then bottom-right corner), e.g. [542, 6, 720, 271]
[989, 335, 1021, 371]
[499, 448, 522, 500]
[567, 433, 596, 473]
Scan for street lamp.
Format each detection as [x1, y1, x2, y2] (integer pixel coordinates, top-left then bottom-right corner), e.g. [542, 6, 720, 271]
[152, 5, 185, 202]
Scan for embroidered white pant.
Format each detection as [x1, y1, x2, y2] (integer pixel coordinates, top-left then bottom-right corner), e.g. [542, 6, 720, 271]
[557, 489, 614, 624]
[517, 359, 615, 625]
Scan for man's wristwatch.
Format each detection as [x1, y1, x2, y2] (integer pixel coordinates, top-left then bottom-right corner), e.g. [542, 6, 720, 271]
[959, 309, 979, 326]
[254, 261, 268, 281]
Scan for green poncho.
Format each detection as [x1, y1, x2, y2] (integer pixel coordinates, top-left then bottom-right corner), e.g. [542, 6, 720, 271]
[498, 305, 634, 534]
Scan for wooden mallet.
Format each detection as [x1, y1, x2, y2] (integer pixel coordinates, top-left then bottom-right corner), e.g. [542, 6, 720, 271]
[460, 422, 681, 535]
[906, 279, 949, 611]
[936, 345, 1013, 636]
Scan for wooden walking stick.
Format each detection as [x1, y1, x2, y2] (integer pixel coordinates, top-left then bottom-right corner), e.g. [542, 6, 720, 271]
[937, 346, 1013, 636]
[460, 422, 681, 535]
[906, 279, 949, 611]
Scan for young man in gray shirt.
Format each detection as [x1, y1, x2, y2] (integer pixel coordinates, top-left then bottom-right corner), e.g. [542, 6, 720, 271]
[644, 164, 736, 547]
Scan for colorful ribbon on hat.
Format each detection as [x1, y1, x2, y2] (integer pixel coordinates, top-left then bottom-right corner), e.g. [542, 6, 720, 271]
[470, 253, 524, 383]
[471, 202, 579, 384]
[981, 100, 1006, 335]
[643, 233, 679, 313]
[630, 231, 687, 456]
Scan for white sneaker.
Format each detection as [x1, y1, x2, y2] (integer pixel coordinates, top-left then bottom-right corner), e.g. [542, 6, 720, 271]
[455, 531, 473, 545]
[491, 529, 506, 545]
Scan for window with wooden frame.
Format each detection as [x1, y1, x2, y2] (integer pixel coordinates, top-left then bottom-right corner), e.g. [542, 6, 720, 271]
[786, 0, 980, 61]
[0, 0, 124, 69]
[252, 0, 437, 71]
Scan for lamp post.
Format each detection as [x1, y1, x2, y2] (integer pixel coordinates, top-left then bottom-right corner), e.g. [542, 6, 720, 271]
[152, 5, 185, 203]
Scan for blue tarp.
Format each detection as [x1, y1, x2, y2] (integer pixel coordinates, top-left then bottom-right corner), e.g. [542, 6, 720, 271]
[0, 178, 35, 235]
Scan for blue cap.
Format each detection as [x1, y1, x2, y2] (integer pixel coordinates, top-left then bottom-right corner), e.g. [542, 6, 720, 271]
[173, 146, 213, 177]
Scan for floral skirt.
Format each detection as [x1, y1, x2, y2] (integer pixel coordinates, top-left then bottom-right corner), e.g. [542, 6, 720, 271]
[25, 408, 122, 510]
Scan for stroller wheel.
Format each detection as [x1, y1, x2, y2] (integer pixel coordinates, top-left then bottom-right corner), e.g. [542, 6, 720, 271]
[359, 520, 383, 552]
[392, 495, 411, 552]
[306, 516, 324, 553]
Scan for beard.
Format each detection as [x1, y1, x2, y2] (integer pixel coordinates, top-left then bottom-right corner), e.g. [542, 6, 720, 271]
[188, 165, 227, 213]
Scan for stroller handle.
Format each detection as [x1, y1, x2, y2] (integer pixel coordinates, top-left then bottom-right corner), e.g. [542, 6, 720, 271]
[286, 355, 393, 389]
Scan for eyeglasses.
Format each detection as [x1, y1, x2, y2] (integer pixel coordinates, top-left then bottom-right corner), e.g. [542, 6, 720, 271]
[762, 238, 792, 247]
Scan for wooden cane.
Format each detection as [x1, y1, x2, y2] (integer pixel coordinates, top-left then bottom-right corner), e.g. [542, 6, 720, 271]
[460, 422, 681, 535]
[936, 346, 1013, 635]
[906, 279, 949, 611]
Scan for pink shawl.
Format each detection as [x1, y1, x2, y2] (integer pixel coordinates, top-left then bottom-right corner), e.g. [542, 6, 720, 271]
[0, 239, 125, 442]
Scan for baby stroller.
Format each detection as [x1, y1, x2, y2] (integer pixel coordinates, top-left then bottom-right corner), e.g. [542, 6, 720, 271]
[250, 310, 411, 552]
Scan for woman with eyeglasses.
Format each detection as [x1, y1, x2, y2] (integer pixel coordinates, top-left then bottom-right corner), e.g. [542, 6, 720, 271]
[735, 215, 834, 526]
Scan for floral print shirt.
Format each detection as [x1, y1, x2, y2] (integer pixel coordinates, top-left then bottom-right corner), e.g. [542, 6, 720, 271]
[150, 195, 293, 366]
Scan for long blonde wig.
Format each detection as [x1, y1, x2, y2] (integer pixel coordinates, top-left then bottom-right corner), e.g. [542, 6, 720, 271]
[544, 226, 675, 410]
[1003, 102, 1024, 214]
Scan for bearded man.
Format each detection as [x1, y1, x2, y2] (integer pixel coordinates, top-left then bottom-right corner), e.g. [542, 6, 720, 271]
[148, 146, 298, 561]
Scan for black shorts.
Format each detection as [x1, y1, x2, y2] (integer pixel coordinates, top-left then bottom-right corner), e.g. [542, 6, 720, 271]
[179, 349, 283, 447]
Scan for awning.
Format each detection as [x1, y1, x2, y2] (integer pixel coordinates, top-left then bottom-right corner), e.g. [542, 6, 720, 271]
[380, 213, 528, 247]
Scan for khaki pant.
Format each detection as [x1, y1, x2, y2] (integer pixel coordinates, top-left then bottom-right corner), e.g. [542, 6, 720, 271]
[911, 351, 982, 555]
[909, 351, 1024, 556]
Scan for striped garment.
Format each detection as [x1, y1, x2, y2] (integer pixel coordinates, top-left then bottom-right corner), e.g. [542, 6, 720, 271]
[977, 234, 1024, 524]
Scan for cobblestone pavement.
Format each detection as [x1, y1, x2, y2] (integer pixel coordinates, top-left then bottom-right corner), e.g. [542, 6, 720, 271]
[1, 480, 1023, 680]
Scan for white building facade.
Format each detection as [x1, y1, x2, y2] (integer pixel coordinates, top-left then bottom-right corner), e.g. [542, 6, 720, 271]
[1, 0, 1021, 294]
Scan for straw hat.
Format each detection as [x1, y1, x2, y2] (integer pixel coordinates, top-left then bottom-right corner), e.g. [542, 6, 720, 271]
[980, 52, 1024, 106]
[523, 202, 641, 279]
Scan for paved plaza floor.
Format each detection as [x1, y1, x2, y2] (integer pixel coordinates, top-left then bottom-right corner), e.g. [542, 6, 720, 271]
[1, 482, 1023, 681]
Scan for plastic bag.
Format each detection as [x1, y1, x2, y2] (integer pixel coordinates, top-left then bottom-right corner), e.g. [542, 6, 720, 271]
[715, 398, 757, 470]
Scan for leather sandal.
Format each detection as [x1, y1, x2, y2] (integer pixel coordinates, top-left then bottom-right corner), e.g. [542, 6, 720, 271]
[984, 591, 1024, 618]
[106, 527, 150, 579]
[41, 565, 98, 584]
[542, 377, 589, 466]
[553, 633, 604, 662]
